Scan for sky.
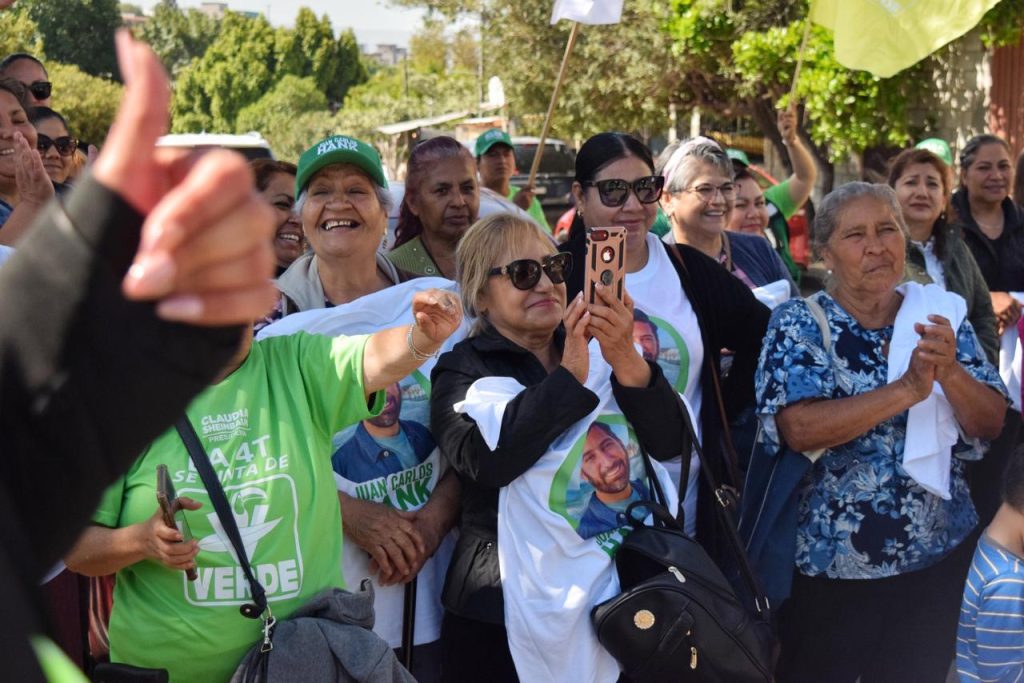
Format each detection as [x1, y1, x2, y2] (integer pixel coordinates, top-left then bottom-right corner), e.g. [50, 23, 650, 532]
[138, 0, 427, 49]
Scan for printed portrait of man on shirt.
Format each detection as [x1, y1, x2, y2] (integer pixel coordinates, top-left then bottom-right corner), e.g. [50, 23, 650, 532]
[575, 420, 651, 540]
[332, 381, 435, 483]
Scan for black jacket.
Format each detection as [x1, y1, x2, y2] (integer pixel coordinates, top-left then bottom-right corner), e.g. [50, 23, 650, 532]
[561, 229, 770, 561]
[0, 177, 243, 681]
[429, 325, 687, 624]
[905, 219, 999, 363]
[953, 190, 1024, 293]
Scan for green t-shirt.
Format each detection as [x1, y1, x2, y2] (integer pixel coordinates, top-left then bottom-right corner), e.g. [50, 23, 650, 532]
[93, 332, 383, 683]
[650, 207, 671, 237]
[764, 178, 798, 220]
[509, 187, 551, 233]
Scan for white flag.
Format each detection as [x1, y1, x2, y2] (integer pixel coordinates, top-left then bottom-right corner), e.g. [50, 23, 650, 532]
[550, 0, 623, 25]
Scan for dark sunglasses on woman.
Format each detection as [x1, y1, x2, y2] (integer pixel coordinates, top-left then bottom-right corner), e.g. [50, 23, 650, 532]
[489, 252, 573, 290]
[581, 175, 665, 208]
[37, 134, 79, 157]
[27, 80, 52, 101]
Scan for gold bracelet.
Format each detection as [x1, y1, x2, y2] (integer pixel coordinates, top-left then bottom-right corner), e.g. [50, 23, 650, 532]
[406, 323, 438, 361]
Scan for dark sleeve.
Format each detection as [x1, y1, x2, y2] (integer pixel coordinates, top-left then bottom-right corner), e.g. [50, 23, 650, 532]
[612, 360, 687, 462]
[0, 175, 243, 577]
[431, 359, 599, 488]
[961, 243, 1000, 364]
[680, 246, 771, 418]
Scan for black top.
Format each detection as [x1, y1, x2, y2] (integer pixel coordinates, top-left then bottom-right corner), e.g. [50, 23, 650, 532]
[0, 176, 243, 680]
[430, 324, 686, 624]
[952, 190, 1024, 293]
[560, 228, 771, 561]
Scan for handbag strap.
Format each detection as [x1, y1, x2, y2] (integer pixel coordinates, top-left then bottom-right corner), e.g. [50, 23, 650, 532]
[665, 243, 744, 489]
[670, 390, 771, 617]
[175, 417, 269, 620]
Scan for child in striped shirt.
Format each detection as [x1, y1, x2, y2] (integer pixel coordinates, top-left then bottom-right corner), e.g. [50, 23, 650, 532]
[958, 446, 1024, 682]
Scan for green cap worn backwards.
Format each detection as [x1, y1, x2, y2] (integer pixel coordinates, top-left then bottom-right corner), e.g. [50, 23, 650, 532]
[915, 138, 953, 167]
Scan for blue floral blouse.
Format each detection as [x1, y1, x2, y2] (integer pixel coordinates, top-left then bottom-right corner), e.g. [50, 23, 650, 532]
[755, 291, 1007, 580]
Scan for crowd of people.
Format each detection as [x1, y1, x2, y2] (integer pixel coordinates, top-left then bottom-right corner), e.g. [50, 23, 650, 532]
[4, 28, 1024, 683]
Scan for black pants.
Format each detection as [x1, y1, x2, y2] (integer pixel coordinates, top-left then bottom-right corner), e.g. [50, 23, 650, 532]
[969, 406, 1021, 526]
[440, 612, 519, 683]
[776, 537, 975, 683]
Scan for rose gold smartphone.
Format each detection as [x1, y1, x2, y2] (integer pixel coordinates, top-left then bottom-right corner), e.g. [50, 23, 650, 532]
[585, 226, 626, 305]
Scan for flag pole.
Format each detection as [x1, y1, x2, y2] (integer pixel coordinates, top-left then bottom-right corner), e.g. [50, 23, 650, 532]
[788, 17, 813, 112]
[527, 21, 581, 189]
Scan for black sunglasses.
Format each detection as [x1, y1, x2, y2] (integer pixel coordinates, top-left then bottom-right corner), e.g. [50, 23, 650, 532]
[26, 80, 51, 101]
[581, 175, 664, 207]
[488, 252, 573, 290]
[37, 134, 78, 157]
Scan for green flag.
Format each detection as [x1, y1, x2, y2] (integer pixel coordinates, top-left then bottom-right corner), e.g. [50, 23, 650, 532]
[811, 0, 1001, 78]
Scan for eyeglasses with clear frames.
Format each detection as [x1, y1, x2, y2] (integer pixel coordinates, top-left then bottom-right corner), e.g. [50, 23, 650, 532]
[685, 182, 737, 203]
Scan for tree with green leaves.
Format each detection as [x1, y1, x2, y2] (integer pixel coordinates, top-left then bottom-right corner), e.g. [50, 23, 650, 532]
[24, 0, 122, 77]
[48, 62, 122, 145]
[0, 7, 45, 60]
[135, 0, 220, 77]
[170, 9, 367, 133]
[236, 74, 332, 160]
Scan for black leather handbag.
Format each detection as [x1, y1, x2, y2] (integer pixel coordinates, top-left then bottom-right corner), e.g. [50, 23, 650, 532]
[590, 396, 776, 683]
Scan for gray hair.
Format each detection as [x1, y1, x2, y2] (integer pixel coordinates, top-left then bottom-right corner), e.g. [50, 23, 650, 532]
[662, 137, 733, 194]
[294, 184, 394, 218]
[811, 182, 908, 260]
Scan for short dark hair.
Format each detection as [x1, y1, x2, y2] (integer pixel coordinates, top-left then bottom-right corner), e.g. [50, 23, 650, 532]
[632, 308, 658, 335]
[250, 158, 297, 193]
[28, 106, 68, 131]
[0, 78, 30, 111]
[1003, 445, 1024, 512]
[0, 53, 47, 78]
[588, 420, 619, 442]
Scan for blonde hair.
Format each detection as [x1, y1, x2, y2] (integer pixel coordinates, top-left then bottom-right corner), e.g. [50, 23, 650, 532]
[455, 212, 556, 335]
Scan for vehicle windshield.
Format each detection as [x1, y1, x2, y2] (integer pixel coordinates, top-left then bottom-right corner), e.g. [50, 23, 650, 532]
[513, 144, 576, 175]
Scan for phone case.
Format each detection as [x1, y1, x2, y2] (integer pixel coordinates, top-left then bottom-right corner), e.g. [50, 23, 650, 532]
[584, 226, 627, 305]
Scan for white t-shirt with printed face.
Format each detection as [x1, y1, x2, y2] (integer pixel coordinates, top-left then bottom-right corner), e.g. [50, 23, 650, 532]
[624, 232, 704, 535]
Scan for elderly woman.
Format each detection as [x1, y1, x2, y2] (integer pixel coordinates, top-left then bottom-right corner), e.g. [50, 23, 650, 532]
[560, 133, 770, 561]
[430, 213, 686, 682]
[745, 182, 1006, 682]
[888, 147, 998, 362]
[250, 158, 304, 277]
[0, 78, 53, 245]
[66, 291, 462, 681]
[28, 106, 76, 187]
[389, 136, 480, 279]
[660, 136, 797, 300]
[257, 135, 459, 681]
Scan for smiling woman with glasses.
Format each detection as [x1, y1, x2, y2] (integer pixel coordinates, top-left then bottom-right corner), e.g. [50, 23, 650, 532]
[559, 132, 770, 561]
[660, 136, 796, 300]
[28, 107, 76, 186]
[431, 212, 686, 681]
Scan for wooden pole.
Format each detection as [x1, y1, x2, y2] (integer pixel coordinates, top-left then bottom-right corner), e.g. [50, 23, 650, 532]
[527, 21, 581, 189]
[788, 17, 813, 112]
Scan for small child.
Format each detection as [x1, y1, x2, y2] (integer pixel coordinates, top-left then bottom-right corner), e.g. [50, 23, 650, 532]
[957, 446, 1024, 682]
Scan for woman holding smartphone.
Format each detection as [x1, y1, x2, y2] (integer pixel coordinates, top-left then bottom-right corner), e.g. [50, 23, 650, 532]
[559, 133, 770, 558]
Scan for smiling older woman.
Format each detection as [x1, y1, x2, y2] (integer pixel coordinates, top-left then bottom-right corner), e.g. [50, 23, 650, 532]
[744, 182, 1007, 682]
[430, 213, 686, 682]
[258, 135, 459, 682]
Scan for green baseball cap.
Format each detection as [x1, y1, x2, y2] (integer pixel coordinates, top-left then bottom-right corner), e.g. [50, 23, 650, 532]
[475, 128, 513, 157]
[915, 138, 953, 166]
[726, 148, 751, 167]
[296, 135, 387, 195]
